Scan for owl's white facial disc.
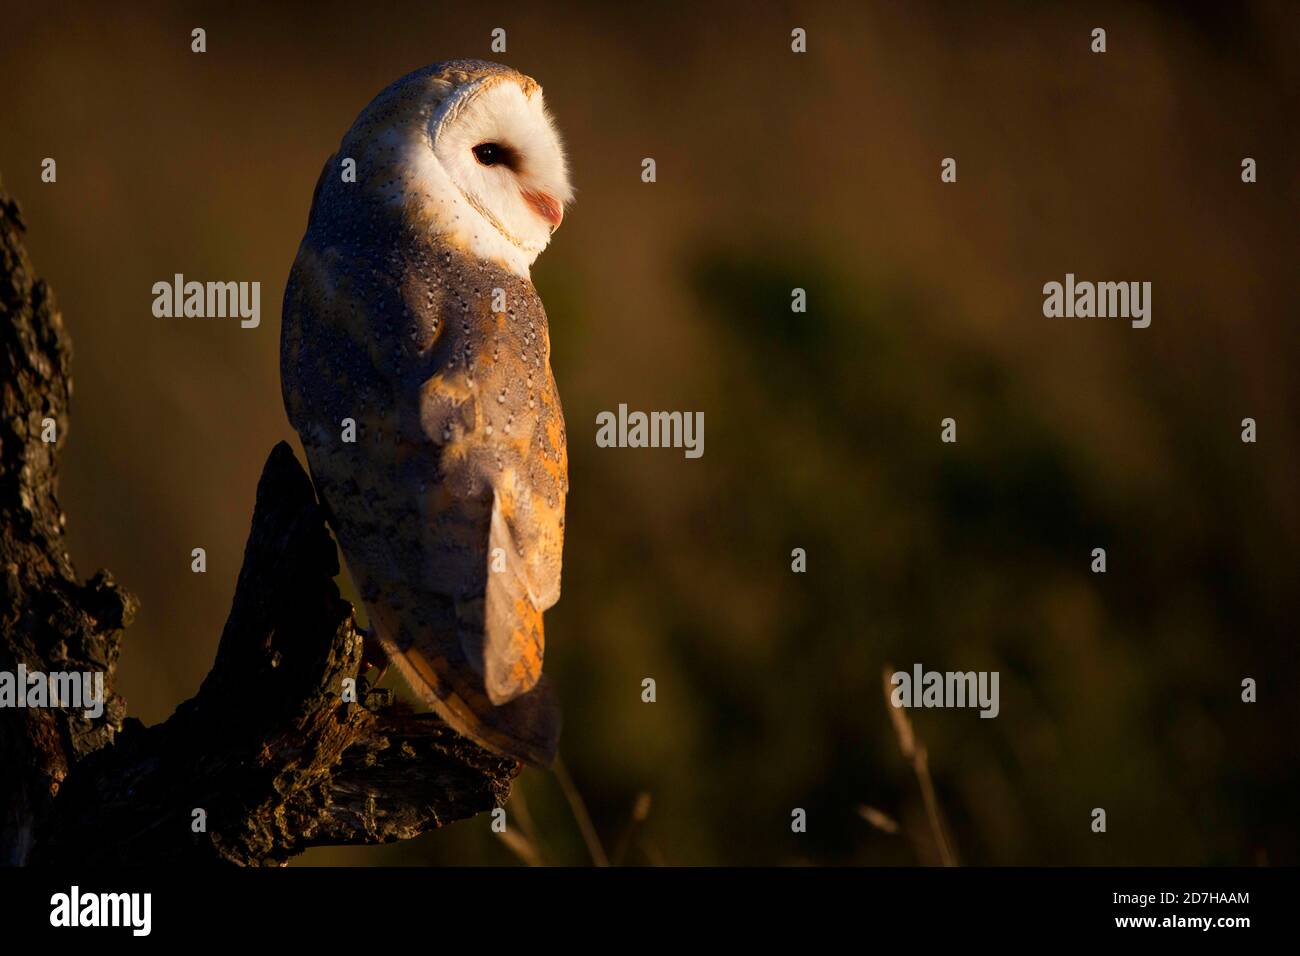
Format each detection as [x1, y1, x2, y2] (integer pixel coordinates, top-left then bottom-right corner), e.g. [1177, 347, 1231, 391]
[422, 76, 572, 277]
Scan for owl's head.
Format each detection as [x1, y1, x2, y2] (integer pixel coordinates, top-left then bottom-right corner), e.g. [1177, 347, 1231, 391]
[337, 60, 572, 278]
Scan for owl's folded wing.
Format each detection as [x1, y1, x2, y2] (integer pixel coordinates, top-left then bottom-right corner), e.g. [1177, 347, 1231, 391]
[481, 489, 547, 704]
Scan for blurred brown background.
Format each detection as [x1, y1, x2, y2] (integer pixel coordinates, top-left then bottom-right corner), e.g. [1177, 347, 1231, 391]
[1, 0, 1296, 865]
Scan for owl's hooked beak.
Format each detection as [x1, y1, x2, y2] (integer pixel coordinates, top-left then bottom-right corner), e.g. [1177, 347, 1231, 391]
[522, 189, 564, 233]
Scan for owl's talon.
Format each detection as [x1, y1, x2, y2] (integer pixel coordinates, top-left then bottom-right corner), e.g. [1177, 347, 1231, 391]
[360, 628, 388, 670]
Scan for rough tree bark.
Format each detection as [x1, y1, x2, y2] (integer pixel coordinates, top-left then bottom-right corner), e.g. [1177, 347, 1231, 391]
[0, 178, 517, 866]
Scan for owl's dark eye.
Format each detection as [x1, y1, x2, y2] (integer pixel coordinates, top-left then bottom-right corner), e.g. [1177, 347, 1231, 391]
[472, 142, 507, 167]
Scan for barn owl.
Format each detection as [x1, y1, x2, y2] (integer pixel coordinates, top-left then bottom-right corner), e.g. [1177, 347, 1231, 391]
[281, 60, 572, 766]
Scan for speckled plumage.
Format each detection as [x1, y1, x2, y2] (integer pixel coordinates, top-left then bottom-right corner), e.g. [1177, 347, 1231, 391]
[281, 61, 570, 766]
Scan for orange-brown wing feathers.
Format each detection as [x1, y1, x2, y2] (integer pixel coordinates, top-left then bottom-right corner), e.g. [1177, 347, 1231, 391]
[282, 224, 565, 767]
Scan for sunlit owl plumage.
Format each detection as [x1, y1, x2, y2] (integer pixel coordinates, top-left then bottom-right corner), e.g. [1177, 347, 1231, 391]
[280, 60, 572, 766]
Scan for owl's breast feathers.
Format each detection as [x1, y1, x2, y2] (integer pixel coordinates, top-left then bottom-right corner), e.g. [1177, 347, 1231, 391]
[281, 211, 566, 766]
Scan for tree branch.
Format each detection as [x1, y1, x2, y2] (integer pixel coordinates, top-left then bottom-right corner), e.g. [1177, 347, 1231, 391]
[0, 177, 516, 867]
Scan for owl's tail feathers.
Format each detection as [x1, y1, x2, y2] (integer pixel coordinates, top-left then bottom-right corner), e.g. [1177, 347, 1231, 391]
[367, 604, 560, 768]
